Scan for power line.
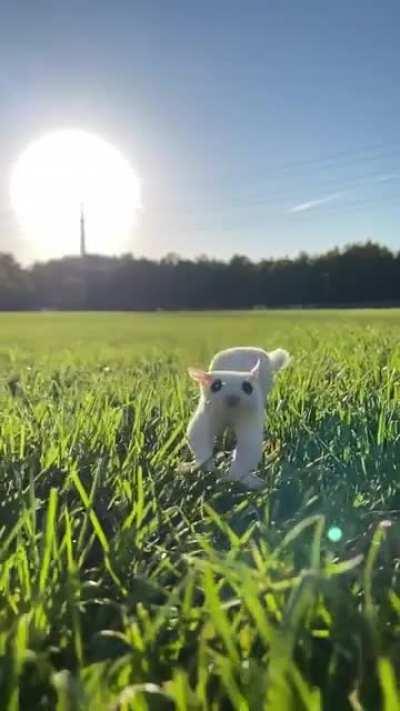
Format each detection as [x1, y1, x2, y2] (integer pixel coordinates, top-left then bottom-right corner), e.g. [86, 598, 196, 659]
[1, 138, 400, 228]
[143, 167, 400, 216]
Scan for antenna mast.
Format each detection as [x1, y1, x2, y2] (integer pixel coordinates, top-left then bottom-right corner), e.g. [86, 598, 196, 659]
[80, 203, 86, 257]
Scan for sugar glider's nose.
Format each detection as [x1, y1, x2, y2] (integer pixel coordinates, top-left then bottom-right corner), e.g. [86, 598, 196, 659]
[225, 394, 240, 408]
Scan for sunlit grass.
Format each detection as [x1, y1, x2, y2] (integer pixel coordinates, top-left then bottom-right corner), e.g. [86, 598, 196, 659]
[0, 309, 399, 709]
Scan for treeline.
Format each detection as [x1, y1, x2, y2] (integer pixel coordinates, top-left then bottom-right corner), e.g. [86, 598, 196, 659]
[0, 241, 399, 310]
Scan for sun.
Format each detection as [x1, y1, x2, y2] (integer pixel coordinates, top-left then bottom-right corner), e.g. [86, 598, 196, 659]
[10, 129, 141, 258]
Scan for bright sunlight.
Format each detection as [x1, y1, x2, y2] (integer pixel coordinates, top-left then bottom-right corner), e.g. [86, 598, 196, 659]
[10, 129, 141, 258]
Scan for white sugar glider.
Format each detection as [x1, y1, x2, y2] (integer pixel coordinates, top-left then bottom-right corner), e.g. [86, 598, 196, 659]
[187, 347, 290, 490]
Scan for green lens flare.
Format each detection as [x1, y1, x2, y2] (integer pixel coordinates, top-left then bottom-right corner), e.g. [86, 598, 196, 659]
[327, 526, 343, 543]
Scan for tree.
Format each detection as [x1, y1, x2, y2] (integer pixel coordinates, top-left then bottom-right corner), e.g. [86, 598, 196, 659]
[0, 241, 397, 310]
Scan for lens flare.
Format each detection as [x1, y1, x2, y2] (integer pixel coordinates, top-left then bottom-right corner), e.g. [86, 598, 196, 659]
[327, 526, 343, 543]
[10, 129, 141, 258]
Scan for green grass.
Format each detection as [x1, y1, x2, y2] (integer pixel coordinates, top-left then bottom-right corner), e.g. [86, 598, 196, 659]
[0, 309, 399, 710]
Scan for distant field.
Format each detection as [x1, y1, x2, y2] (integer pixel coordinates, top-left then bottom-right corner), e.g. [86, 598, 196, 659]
[1, 308, 399, 363]
[0, 310, 399, 709]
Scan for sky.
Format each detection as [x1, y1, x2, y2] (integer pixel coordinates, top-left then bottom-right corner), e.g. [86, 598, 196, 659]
[1, 0, 400, 264]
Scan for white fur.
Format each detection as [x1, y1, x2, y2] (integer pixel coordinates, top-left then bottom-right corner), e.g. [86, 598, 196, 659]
[187, 346, 290, 490]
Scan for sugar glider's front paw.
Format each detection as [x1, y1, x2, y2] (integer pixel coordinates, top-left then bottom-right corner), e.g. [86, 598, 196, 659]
[178, 457, 216, 475]
[232, 472, 265, 490]
[177, 462, 196, 475]
[200, 457, 217, 473]
[241, 472, 265, 490]
[224, 468, 265, 490]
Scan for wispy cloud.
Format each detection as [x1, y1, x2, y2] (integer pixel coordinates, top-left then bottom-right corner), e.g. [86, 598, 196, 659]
[375, 173, 400, 183]
[289, 192, 342, 213]
[288, 172, 400, 215]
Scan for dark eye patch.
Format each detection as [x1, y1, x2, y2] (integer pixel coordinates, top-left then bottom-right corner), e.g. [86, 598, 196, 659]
[242, 380, 253, 395]
[210, 379, 222, 393]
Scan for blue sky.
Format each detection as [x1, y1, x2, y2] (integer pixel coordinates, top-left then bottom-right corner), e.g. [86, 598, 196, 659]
[1, 0, 400, 263]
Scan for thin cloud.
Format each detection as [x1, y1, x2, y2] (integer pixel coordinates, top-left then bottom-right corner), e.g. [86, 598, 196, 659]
[375, 173, 400, 183]
[289, 192, 342, 213]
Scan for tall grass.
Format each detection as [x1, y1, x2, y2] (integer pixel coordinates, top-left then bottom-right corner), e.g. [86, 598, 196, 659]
[0, 310, 398, 709]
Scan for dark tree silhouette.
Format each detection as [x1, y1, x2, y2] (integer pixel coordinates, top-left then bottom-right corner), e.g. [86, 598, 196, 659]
[0, 254, 32, 309]
[0, 241, 398, 310]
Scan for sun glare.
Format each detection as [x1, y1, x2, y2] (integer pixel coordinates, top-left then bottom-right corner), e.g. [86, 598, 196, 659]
[10, 129, 141, 257]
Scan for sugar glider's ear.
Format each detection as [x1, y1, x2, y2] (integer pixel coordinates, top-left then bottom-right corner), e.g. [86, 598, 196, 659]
[268, 349, 291, 372]
[188, 367, 213, 385]
[249, 359, 261, 380]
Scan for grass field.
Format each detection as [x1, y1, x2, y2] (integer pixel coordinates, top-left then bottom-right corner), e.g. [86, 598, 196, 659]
[0, 309, 399, 710]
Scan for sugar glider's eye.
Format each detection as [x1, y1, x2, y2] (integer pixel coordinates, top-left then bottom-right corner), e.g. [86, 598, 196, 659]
[242, 381, 253, 395]
[210, 379, 222, 393]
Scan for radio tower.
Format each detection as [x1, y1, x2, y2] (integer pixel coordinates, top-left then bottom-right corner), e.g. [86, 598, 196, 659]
[80, 203, 86, 257]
